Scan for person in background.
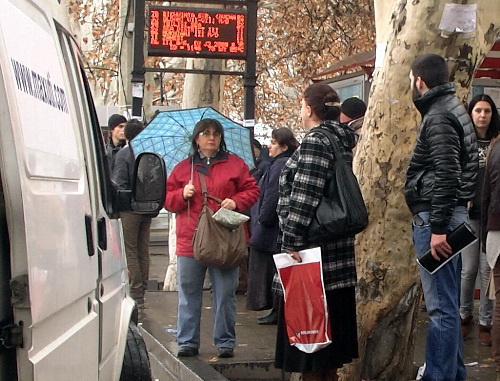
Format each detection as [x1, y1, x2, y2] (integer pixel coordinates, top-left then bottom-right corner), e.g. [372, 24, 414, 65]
[247, 128, 298, 325]
[481, 130, 500, 381]
[250, 138, 271, 182]
[239, 138, 271, 294]
[165, 118, 259, 359]
[340, 97, 367, 134]
[112, 119, 155, 309]
[106, 114, 127, 171]
[275, 83, 359, 381]
[460, 94, 500, 346]
[405, 53, 478, 381]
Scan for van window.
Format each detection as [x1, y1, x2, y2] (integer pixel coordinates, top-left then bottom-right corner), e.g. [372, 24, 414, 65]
[56, 26, 116, 215]
[1, 2, 82, 180]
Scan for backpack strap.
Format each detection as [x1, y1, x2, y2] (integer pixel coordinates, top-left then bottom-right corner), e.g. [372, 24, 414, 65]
[316, 128, 345, 165]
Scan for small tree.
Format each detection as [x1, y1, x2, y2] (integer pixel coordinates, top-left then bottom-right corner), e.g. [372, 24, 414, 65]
[343, 1, 500, 380]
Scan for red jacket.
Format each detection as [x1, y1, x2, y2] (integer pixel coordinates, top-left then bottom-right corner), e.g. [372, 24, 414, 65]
[165, 152, 259, 257]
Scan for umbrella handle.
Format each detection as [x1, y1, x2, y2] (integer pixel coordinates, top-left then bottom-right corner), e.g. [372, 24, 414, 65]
[187, 179, 193, 221]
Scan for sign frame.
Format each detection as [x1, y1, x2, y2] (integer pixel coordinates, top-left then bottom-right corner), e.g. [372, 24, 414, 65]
[147, 6, 248, 60]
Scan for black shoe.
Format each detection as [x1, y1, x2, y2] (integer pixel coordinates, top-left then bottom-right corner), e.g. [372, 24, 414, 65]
[257, 310, 277, 325]
[177, 347, 199, 357]
[218, 347, 234, 358]
[257, 315, 278, 325]
[258, 309, 273, 319]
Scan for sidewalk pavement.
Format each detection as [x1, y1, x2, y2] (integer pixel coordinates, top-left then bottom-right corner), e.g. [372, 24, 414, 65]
[142, 251, 496, 381]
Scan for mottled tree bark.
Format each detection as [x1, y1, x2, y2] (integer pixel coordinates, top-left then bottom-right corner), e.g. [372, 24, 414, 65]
[342, 1, 500, 380]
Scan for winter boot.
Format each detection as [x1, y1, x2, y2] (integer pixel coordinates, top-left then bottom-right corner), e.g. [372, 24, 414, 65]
[257, 308, 277, 325]
[461, 315, 473, 340]
[478, 324, 492, 346]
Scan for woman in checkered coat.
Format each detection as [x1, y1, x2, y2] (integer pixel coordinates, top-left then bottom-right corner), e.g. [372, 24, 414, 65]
[274, 83, 359, 381]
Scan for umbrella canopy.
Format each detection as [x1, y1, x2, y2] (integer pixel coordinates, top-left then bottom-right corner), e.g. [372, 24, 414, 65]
[130, 107, 256, 175]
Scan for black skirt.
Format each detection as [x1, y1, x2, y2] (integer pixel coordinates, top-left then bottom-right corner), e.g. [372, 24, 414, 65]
[274, 286, 358, 372]
[246, 247, 276, 311]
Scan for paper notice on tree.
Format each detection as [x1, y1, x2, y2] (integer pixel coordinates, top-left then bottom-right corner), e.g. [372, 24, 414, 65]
[375, 42, 387, 69]
[439, 4, 477, 33]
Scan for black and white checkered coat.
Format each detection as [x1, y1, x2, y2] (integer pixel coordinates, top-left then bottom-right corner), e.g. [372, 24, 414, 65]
[277, 121, 358, 291]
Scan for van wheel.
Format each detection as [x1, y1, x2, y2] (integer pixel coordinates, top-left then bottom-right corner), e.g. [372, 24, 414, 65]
[120, 321, 152, 381]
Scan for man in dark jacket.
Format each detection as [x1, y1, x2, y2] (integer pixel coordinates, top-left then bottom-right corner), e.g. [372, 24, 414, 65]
[113, 119, 153, 309]
[405, 53, 478, 381]
[340, 97, 366, 134]
[106, 114, 127, 172]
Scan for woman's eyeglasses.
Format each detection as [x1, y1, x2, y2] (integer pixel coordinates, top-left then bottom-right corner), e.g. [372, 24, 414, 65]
[199, 131, 221, 138]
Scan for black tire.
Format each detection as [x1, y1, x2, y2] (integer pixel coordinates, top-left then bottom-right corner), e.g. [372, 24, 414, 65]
[120, 321, 152, 381]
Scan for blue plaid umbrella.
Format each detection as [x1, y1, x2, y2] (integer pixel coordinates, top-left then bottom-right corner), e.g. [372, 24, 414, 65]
[130, 107, 255, 175]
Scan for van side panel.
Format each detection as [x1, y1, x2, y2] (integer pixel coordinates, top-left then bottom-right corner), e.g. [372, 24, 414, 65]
[0, 0, 99, 379]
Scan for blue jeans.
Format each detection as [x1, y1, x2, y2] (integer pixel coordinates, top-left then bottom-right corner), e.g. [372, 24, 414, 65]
[177, 256, 239, 350]
[413, 207, 468, 381]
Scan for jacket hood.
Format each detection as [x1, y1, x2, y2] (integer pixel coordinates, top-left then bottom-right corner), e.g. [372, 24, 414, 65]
[313, 120, 358, 151]
[413, 82, 456, 116]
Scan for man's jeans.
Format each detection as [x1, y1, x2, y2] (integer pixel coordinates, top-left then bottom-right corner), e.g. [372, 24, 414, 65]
[177, 256, 239, 350]
[413, 206, 468, 381]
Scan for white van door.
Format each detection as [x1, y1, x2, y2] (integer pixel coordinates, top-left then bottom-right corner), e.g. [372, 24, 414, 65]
[55, 28, 134, 381]
[0, 0, 101, 379]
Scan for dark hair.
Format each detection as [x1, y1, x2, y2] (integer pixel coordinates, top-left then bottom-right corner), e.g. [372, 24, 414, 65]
[251, 138, 262, 151]
[125, 119, 144, 141]
[190, 118, 227, 155]
[410, 53, 449, 89]
[271, 127, 299, 154]
[304, 83, 341, 121]
[468, 94, 500, 139]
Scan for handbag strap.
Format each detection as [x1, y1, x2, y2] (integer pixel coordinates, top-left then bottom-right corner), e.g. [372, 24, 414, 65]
[318, 127, 346, 165]
[197, 171, 223, 205]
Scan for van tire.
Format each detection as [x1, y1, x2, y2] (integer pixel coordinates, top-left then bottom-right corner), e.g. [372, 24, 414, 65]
[120, 321, 152, 381]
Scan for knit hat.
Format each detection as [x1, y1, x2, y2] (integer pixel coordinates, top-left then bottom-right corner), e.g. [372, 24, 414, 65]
[341, 98, 367, 119]
[108, 114, 127, 130]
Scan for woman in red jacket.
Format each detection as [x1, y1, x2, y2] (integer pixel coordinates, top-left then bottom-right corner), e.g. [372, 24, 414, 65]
[165, 118, 259, 359]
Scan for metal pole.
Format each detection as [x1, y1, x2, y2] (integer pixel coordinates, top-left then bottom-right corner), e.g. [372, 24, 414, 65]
[243, 0, 258, 139]
[131, 0, 146, 119]
[160, 73, 163, 105]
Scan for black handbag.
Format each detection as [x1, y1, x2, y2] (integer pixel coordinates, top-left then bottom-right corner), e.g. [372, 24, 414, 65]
[307, 128, 368, 242]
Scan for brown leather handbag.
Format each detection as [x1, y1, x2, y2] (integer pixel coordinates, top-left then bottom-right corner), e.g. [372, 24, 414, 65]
[192, 172, 247, 269]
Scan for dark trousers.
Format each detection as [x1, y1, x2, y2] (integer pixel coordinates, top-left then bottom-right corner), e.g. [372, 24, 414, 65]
[120, 212, 152, 304]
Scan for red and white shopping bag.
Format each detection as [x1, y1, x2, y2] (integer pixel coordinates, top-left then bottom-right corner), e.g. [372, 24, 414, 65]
[273, 247, 331, 353]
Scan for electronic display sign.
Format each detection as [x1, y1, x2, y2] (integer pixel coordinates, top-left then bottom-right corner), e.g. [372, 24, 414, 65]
[148, 6, 247, 60]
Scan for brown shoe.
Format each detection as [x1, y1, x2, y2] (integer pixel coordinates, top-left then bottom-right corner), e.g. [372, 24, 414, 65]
[461, 316, 473, 340]
[478, 324, 492, 346]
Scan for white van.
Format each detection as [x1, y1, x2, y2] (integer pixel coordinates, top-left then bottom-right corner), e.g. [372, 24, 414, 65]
[0, 0, 166, 379]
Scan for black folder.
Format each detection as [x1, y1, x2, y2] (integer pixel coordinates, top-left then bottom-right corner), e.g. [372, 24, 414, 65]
[416, 222, 477, 274]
